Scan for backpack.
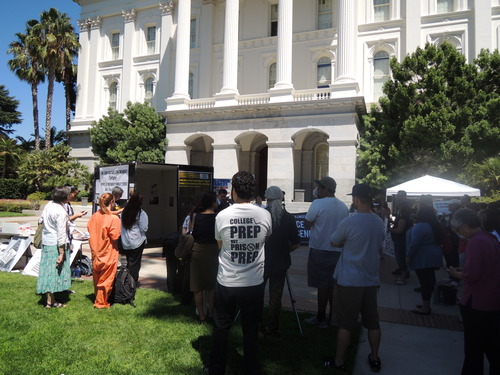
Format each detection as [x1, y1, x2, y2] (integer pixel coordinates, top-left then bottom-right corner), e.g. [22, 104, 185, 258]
[78, 255, 93, 276]
[111, 266, 136, 307]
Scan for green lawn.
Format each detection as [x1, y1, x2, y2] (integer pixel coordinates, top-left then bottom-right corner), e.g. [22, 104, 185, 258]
[0, 272, 359, 375]
[0, 212, 30, 217]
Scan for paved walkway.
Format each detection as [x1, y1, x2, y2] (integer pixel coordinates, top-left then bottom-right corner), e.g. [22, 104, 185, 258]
[1, 209, 469, 374]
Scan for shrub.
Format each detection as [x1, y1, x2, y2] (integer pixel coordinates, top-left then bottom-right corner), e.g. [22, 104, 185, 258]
[77, 190, 89, 201]
[0, 200, 33, 213]
[27, 192, 49, 201]
[0, 179, 28, 199]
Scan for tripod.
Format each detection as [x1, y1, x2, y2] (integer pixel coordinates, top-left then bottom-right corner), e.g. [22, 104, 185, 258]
[234, 272, 303, 335]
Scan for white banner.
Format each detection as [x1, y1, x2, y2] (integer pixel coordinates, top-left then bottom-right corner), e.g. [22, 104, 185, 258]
[97, 165, 130, 199]
[22, 241, 82, 277]
[0, 237, 32, 272]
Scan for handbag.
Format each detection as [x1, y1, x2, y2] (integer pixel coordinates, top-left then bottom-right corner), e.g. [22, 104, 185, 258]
[175, 214, 196, 259]
[33, 219, 43, 249]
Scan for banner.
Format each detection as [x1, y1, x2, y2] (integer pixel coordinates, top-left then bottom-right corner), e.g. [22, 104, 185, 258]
[96, 165, 130, 199]
[292, 212, 309, 246]
[23, 241, 82, 277]
[0, 237, 32, 272]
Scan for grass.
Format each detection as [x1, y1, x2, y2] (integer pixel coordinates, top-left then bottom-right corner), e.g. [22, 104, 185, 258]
[0, 212, 30, 217]
[0, 272, 359, 375]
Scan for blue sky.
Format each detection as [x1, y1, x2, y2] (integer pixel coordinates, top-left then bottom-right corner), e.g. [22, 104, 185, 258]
[1, 0, 81, 141]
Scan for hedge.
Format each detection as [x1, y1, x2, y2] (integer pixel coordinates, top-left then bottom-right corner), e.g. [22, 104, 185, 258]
[0, 200, 38, 213]
[0, 179, 28, 199]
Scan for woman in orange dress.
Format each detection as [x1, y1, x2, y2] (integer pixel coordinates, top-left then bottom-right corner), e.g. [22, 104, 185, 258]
[87, 193, 121, 308]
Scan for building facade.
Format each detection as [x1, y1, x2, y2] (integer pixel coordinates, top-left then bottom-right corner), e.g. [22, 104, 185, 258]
[71, 0, 500, 201]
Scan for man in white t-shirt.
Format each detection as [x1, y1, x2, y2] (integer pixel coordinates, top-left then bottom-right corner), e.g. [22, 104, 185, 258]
[205, 172, 272, 375]
[304, 176, 349, 328]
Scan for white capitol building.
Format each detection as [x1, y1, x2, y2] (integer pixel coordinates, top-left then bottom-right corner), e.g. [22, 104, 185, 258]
[70, 0, 500, 201]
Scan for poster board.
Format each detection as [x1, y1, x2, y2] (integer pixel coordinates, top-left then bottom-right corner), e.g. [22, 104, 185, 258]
[292, 213, 309, 246]
[22, 240, 82, 277]
[0, 237, 32, 272]
[95, 164, 130, 200]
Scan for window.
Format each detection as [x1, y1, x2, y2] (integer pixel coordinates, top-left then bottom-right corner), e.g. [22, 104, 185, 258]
[314, 144, 328, 181]
[146, 26, 156, 54]
[109, 82, 118, 110]
[373, 51, 390, 100]
[270, 4, 278, 37]
[317, 57, 331, 88]
[437, 0, 454, 13]
[145, 78, 154, 105]
[318, 0, 332, 29]
[189, 73, 194, 98]
[374, 0, 390, 22]
[111, 33, 120, 60]
[190, 19, 196, 48]
[268, 62, 276, 89]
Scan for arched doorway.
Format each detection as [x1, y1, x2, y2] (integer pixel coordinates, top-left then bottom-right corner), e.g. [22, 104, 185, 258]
[186, 134, 214, 167]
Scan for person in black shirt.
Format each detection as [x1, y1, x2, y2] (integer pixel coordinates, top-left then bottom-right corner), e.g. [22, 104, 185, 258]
[262, 186, 300, 338]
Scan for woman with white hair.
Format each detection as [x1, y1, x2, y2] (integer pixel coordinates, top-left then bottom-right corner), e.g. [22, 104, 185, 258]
[262, 186, 300, 338]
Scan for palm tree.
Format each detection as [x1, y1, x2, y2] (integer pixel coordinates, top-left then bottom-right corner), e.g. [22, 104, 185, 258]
[0, 137, 23, 179]
[56, 55, 78, 135]
[8, 20, 45, 151]
[33, 8, 79, 149]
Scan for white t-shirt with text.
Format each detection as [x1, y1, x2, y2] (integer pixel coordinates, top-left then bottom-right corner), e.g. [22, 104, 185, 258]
[215, 203, 272, 287]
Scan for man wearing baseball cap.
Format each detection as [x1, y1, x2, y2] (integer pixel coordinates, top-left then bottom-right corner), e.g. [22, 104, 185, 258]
[326, 183, 385, 372]
[304, 176, 349, 328]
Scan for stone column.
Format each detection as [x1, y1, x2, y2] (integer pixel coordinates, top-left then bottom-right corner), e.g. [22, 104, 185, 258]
[121, 9, 136, 109]
[74, 19, 90, 119]
[405, 0, 421, 54]
[86, 17, 101, 117]
[212, 144, 240, 181]
[266, 141, 294, 201]
[215, 0, 240, 106]
[328, 139, 357, 201]
[332, 0, 359, 98]
[167, 0, 191, 109]
[158, 2, 175, 110]
[270, 0, 294, 103]
[164, 145, 190, 165]
[473, 0, 491, 58]
[199, 0, 215, 98]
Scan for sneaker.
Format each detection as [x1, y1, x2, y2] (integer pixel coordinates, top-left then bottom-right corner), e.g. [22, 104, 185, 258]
[391, 268, 402, 275]
[393, 279, 406, 286]
[304, 316, 328, 328]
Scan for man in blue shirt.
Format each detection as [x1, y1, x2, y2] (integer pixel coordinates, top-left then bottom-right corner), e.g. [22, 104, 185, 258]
[327, 183, 385, 372]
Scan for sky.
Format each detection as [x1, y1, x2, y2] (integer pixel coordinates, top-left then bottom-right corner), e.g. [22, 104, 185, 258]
[1, 0, 81, 141]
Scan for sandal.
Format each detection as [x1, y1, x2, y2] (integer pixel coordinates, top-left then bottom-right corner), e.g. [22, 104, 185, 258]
[52, 302, 67, 308]
[368, 354, 381, 372]
[45, 304, 53, 309]
[323, 357, 346, 370]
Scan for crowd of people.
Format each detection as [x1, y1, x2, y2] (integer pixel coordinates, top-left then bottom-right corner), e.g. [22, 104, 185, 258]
[35, 175, 500, 375]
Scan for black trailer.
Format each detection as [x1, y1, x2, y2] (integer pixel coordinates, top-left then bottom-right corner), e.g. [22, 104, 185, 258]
[93, 162, 213, 244]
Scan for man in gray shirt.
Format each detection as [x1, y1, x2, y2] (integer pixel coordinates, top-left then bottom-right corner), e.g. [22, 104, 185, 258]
[327, 183, 385, 372]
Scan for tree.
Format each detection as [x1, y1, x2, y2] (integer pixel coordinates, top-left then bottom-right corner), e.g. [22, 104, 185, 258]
[33, 8, 79, 149]
[462, 156, 500, 196]
[8, 20, 45, 150]
[0, 137, 24, 179]
[90, 102, 167, 165]
[17, 144, 89, 192]
[357, 44, 500, 190]
[0, 86, 22, 138]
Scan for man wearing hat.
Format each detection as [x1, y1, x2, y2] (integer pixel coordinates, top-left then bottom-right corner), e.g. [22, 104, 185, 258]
[326, 183, 385, 372]
[304, 176, 349, 328]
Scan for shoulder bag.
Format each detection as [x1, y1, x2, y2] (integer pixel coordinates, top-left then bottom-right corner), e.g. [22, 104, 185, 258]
[33, 219, 44, 249]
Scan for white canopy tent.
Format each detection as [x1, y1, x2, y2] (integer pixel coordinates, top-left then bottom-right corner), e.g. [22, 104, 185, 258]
[386, 175, 481, 198]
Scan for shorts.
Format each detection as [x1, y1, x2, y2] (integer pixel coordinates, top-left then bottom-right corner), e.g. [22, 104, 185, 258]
[332, 284, 380, 332]
[307, 249, 340, 289]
